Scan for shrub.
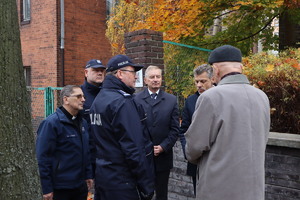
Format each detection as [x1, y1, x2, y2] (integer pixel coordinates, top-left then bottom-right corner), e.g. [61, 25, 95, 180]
[243, 48, 300, 134]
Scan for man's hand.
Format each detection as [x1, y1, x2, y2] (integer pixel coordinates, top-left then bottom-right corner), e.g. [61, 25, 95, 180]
[139, 191, 154, 200]
[154, 145, 164, 156]
[43, 192, 53, 200]
[86, 179, 94, 191]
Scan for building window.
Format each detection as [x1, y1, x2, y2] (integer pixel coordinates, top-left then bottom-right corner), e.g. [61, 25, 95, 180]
[24, 66, 31, 86]
[21, 0, 31, 23]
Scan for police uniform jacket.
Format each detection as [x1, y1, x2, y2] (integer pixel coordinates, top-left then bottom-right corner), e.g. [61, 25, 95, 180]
[134, 89, 180, 172]
[185, 74, 270, 200]
[81, 80, 101, 123]
[36, 108, 93, 195]
[89, 74, 155, 195]
[81, 80, 101, 175]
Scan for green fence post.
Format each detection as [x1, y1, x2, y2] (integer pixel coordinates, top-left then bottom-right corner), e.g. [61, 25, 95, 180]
[44, 87, 54, 117]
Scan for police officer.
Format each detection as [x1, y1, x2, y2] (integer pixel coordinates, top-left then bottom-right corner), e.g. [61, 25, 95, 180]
[81, 59, 106, 123]
[81, 59, 106, 175]
[90, 55, 155, 200]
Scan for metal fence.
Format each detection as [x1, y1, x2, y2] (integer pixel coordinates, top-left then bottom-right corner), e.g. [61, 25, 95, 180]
[27, 87, 62, 132]
[162, 41, 212, 112]
[27, 42, 211, 130]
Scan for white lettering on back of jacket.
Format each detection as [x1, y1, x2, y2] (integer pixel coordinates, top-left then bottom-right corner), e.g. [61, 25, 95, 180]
[90, 113, 102, 126]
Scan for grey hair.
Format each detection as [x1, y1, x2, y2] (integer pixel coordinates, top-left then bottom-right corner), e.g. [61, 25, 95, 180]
[60, 85, 81, 105]
[193, 64, 213, 79]
[145, 65, 162, 77]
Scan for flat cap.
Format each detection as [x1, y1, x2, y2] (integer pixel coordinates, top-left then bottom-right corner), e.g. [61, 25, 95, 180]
[208, 45, 242, 64]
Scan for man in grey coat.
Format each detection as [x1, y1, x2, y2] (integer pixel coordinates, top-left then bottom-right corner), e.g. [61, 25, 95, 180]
[185, 45, 270, 200]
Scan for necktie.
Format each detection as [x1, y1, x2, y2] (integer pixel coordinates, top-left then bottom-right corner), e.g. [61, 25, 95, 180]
[150, 93, 157, 99]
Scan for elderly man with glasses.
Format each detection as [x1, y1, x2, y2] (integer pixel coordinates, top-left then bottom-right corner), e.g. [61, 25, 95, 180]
[36, 85, 93, 200]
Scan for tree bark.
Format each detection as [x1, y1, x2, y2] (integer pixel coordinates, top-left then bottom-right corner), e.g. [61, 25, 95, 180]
[279, 10, 300, 50]
[0, 1, 42, 199]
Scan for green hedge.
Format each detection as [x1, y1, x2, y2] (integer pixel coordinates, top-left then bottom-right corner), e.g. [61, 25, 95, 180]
[243, 48, 300, 134]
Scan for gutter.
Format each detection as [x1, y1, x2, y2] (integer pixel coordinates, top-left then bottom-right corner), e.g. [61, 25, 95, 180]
[60, 0, 65, 86]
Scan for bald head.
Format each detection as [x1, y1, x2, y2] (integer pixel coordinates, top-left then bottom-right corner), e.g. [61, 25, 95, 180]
[212, 62, 243, 83]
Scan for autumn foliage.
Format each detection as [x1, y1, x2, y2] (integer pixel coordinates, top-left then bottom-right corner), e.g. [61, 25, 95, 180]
[106, 0, 300, 134]
[106, 0, 155, 54]
[164, 47, 299, 134]
[243, 48, 300, 134]
[106, 0, 300, 55]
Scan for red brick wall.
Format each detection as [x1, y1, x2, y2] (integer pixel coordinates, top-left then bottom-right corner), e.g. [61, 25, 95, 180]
[124, 29, 164, 91]
[125, 29, 164, 69]
[17, 0, 112, 127]
[18, 0, 112, 87]
[64, 0, 112, 85]
[18, 0, 59, 87]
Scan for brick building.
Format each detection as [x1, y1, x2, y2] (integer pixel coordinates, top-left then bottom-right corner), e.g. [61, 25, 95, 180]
[17, 0, 112, 87]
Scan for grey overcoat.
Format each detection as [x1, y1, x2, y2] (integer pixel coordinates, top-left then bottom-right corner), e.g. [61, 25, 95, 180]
[185, 74, 270, 200]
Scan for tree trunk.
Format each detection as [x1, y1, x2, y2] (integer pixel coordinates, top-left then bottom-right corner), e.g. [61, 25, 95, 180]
[0, 1, 42, 199]
[279, 11, 300, 50]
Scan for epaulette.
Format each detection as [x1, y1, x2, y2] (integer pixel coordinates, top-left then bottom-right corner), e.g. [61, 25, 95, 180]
[117, 90, 131, 97]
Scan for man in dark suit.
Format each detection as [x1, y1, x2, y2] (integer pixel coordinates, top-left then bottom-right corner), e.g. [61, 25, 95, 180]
[179, 64, 214, 197]
[135, 65, 180, 200]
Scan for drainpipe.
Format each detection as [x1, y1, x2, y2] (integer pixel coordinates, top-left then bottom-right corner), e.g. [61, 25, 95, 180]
[60, 0, 65, 86]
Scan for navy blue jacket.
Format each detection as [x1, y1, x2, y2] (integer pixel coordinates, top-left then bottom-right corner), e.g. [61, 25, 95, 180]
[81, 80, 101, 123]
[134, 89, 180, 172]
[89, 75, 155, 195]
[179, 92, 199, 176]
[36, 108, 93, 194]
[81, 80, 101, 175]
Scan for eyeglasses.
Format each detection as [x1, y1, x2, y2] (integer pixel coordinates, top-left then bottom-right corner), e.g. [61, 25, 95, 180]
[120, 69, 136, 74]
[68, 94, 85, 99]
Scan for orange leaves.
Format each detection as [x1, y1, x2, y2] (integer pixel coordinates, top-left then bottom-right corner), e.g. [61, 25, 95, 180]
[284, 0, 300, 8]
[125, 0, 139, 5]
[242, 48, 300, 133]
[106, 0, 154, 54]
[132, 0, 208, 41]
[257, 80, 266, 86]
[265, 64, 275, 72]
[106, 0, 299, 55]
[243, 48, 300, 93]
[284, 58, 300, 70]
[292, 63, 300, 70]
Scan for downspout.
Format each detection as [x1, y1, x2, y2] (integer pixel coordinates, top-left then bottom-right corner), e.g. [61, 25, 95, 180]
[60, 0, 65, 86]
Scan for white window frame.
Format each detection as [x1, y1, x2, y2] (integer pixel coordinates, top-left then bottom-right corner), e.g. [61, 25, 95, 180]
[22, 0, 31, 22]
[106, 0, 116, 17]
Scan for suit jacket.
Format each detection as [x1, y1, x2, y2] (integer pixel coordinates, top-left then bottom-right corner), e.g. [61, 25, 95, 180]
[185, 74, 270, 200]
[135, 89, 180, 172]
[179, 92, 199, 176]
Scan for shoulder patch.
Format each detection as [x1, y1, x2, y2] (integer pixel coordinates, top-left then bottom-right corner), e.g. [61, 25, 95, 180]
[117, 90, 131, 97]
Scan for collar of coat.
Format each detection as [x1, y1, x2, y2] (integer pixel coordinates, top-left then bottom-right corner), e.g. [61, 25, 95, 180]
[56, 107, 84, 124]
[82, 80, 101, 96]
[218, 74, 250, 86]
[102, 74, 135, 95]
[140, 88, 165, 100]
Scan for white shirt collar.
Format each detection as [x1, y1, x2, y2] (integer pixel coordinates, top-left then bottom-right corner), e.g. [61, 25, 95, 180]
[148, 89, 160, 95]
